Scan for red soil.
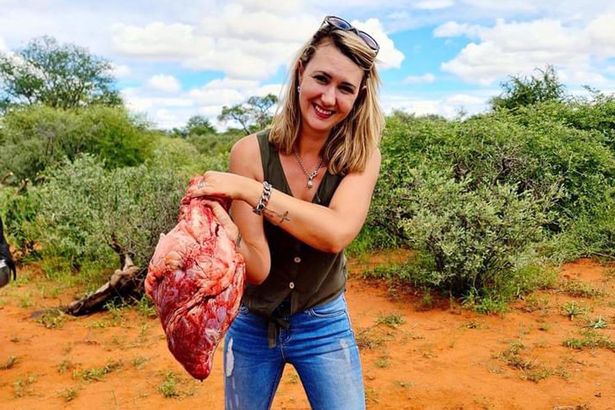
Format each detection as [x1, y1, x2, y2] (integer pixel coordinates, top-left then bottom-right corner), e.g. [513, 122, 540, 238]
[1, 255, 614, 409]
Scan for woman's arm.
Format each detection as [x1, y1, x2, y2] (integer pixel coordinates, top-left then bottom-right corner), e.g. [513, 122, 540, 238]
[195, 141, 381, 255]
[227, 135, 271, 285]
[260, 149, 380, 253]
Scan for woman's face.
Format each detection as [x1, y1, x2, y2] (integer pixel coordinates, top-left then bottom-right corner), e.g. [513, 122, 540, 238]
[298, 42, 364, 138]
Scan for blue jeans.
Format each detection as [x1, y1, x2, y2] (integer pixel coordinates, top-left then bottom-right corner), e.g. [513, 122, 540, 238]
[223, 293, 365, 410]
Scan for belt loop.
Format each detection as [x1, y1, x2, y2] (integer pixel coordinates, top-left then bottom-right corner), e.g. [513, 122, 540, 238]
[267, 321, 278, 348]
[267, 317, 290, 348]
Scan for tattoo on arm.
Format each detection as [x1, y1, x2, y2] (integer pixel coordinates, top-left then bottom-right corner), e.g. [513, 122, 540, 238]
[264, 208, 291, 225]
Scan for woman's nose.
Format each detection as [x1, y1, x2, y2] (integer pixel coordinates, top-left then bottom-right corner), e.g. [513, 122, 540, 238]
[321, 86, 336, 106]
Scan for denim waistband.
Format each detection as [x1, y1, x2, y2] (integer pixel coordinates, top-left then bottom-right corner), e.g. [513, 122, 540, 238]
[267, 296, 292, 348]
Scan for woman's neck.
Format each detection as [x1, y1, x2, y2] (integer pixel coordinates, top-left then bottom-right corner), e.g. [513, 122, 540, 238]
[296, 127, 329, 157]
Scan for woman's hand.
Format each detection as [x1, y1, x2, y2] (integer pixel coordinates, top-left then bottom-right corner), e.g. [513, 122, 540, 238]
[187, 171, 253, 202]
[203, 200, 241, 246]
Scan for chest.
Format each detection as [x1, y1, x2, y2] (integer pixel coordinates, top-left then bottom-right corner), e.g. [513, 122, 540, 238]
[278, 153, 326, 202]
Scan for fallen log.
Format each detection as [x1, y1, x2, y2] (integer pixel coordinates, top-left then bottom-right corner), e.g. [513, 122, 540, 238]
[65, 254, 145, 316]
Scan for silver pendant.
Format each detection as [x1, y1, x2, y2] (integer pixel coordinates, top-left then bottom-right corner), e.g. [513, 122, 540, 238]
[307, 179, 314, 189]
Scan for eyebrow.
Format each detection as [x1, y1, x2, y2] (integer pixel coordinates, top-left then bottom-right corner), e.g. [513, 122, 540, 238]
[314, 71, 357, 91]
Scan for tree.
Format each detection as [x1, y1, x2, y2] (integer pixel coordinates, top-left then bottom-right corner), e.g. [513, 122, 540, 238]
[490, 65, 565, 111]
[0, 105, 152, 183]
[218, 94, 278, 135]
[0, 36, 122, 111]
[169, 115, 217, 138]
[185, 115, 217, 135]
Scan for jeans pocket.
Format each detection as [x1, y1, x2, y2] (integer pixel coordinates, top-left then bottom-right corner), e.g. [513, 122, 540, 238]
[307, 295, 346, 318]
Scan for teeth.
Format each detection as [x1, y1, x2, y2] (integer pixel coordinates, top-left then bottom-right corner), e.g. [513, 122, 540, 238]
[314, 105, 332, 115]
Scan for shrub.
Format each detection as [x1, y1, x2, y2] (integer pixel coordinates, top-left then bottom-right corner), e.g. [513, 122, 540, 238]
[548, 188, 615, 260]
[395, 164, 549, 296]
[147, 136, 229, 177]
[504, 105, 615, 225]
[186, 131, 240, 156]
[371, 106, 615, 257]
[0, 105, 153, 183]
[0, 186, 41, 255]
[31, 155, 185, 274]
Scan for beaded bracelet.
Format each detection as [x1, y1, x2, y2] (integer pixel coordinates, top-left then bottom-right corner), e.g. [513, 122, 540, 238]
[253, 181, 272, 215]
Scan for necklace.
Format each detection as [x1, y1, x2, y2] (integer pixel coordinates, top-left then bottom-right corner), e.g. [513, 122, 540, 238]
[293, 149, 323, 189]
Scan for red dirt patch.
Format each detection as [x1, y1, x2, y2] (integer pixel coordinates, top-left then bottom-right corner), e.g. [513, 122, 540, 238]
[1, 255, 614, 409]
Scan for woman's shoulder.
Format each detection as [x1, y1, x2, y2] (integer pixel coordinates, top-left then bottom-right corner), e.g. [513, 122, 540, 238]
[230, 133, 264, 179]
[231, 133, 259, 157]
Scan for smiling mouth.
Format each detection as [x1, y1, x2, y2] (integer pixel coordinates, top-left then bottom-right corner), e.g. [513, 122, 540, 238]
[313, 104, 333, 118]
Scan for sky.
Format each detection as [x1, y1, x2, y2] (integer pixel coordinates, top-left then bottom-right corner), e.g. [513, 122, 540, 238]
[1, 0, 615, 130]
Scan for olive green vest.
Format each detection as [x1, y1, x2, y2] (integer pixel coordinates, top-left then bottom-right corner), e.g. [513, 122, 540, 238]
[242, 131, 347, 322]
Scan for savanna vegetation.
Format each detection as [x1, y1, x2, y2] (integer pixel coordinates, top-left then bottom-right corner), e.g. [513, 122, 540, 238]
[1, 38, 614, 314]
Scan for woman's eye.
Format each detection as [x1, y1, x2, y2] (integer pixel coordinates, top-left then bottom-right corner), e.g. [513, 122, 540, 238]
[314, 75, 327, 83]
[340, 87, 354, 94]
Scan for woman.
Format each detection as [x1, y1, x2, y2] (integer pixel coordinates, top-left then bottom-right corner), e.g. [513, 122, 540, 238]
[191, 15, 384, 410]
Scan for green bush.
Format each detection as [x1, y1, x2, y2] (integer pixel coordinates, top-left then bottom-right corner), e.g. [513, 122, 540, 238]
[526, 95, 615, 152]
[371, 114, 456, 244]
[504, 105, 615, 223]
[0, 186, 40, 255]
[547, 188, 615, 260]
[372, 105, 614, 254]
[186, 131, 241, 156]
[395, 165, 549, 296]
[0, 105, 153, 183]
[363, 96, 615, 306]
[147, 135, 229, 176]
[31, 155, 185, 274]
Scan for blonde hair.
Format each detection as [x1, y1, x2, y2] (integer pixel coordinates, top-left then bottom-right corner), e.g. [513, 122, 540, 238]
[269, 23, 384, 175]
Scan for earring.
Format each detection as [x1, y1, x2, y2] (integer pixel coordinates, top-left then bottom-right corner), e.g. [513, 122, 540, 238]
[297, 85, 301, 94]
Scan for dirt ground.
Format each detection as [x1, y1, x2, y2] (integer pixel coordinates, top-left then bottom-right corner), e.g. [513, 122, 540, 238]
[1, 254, 614, 410]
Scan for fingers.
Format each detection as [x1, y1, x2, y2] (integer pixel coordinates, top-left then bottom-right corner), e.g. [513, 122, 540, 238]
[187, 172, 226, 198]
[187, 177, 208, 197]
[203, 200, 233, 224]
[203, 200, 239, 239]
[186, 171, 241, 201]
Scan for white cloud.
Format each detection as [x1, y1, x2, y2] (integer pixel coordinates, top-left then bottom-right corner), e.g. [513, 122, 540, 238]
[586, 13, 615, 58]
[122, 87, 193, 111]
[200, 6, 316, 43]
[112, 22, 206, 58]
[122, 77, 283, 129]
[111, 16, 307, 79]
[439, 18, 610, 85]
[235, 0, 303, 14]
[188, 77, 282, 106]
[111, 14, 404, 80]
[414, 0, 455, 10]
[558, 69, 607, 85]
[153, 108, 184, 129]
[382, 91, 491, 118]
[434, 21, 480, 38]
[460, 0, 536, 13]
[0, 36, 7, 51]
[110, 63, 131, 78]
[403, 73, 436, 84]
[20, 0, 615, 129]
[3, 3, 401, 128]
[189, 87, 245, 107]
[148, 74, 181, 93]
[353, 18, 405, 69]
[121, 89, 195, 129]
[444, 93, 486, 106]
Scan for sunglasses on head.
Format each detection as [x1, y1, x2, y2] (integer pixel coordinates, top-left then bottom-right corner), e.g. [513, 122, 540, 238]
[322, 15, 380, 53]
